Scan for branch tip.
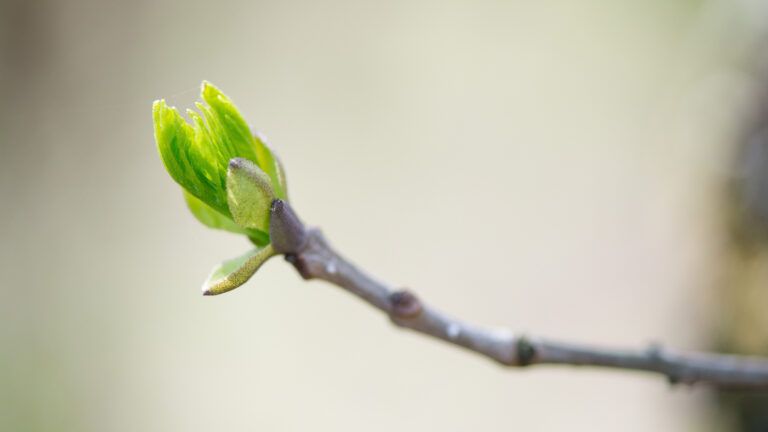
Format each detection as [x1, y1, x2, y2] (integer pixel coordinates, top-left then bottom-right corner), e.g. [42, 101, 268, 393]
[228, 157, 248, 170]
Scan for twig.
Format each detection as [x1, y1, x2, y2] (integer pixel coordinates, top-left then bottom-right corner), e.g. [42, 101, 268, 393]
[270, 200, 768, 389]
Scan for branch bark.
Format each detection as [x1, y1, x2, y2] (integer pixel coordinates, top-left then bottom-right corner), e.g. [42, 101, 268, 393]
[271, 200, 768, 389]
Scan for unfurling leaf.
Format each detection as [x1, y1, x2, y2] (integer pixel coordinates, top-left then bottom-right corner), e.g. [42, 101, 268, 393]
[203, 245, 276, 296]
[153, 81, 291, 293]
[153, 81, 287, 235]
[184, 191, 248, 235]
[252, 132, 287, 200]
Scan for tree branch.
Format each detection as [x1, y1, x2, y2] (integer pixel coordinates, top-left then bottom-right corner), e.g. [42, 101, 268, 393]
[271, 200, 768, 389]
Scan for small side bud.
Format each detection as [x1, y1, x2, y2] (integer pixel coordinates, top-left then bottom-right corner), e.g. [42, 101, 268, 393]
[389, 289, 422, 318]
[516, 336, 537, 366]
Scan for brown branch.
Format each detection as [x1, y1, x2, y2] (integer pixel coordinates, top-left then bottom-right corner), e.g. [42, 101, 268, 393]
[270, 200, 768, 389]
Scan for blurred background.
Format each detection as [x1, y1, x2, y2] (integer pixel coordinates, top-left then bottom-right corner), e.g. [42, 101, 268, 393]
[2, 0, 768, 430]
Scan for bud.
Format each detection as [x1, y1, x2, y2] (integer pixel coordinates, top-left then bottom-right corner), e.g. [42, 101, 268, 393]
[227, 158, 275, 232]
[153, 81, 288, 244]
[153, 81, 292, 294]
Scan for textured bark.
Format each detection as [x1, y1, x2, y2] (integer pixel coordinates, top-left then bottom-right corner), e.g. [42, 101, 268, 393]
[271, 200, 768, 389]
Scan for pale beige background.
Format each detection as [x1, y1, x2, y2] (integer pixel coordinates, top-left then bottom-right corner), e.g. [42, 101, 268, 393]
[0, 0, 761, 430]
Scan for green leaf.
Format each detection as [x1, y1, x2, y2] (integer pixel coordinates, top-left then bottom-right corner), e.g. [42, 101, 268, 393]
[202, 245, 276, 295]
[153, 81, 288, 230]
[252, 132, 287, 200]
[226, 158, 275, 232]
[153, 81, 291, 292]
[184, 191, 270, 245]
[184, 191, 247, 234]
[274, 152, 288, 201]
